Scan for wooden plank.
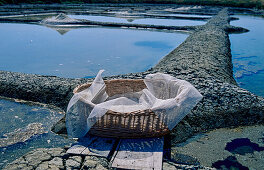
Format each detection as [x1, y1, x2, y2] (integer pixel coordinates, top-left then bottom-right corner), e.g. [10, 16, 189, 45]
[67, 135, 117, 159]
[111, 137, 164, 170]
[66, 144, 87, 155]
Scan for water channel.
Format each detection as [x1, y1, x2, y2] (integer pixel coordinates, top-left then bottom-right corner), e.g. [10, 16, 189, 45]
[69, 14, 206, 26]
[230, 15, 264, 97]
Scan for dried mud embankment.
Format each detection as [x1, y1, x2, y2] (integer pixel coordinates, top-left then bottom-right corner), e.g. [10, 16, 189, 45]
[0, 8, 263, 144]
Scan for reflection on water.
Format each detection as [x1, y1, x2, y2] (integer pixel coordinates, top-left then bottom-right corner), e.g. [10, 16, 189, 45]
[0, 98, 73, 169]
[0, 23, 188, 78]
[230, 15, 264, 97]
[48, 26, 74, 35]
[69, 15, 206, 26]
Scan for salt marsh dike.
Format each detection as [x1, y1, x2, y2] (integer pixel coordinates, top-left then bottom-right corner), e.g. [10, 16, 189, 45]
[1, 8, 264, 169]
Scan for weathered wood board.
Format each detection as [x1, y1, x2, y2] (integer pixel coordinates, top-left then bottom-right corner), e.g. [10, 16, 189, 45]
[111, 137, 164, 170]
[67, 135, 117, 158]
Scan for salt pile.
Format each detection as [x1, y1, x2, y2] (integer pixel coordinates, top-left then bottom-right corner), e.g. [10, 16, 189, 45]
[40, 13, 82, 25]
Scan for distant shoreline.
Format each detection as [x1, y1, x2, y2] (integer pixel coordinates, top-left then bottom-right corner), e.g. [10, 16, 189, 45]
[0, 0, 264, 9]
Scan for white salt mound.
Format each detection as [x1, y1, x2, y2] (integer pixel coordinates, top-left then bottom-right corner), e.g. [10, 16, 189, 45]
[41, 13, 81, 25]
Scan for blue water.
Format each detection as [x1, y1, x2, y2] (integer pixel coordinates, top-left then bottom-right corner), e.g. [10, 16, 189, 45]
[69, 15, 206, 26]
[131, 17, 205, 26]
[230, 15, 264, 97]
[0, 98, 74, 169]
[165, 14, 212, 18]
[0, 23, 188, 78]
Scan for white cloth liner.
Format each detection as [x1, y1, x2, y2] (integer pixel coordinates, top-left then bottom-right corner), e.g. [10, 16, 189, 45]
[66, 70, 203, 138]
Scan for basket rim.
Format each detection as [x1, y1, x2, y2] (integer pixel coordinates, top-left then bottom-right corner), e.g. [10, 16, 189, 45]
[101, 109, 156, 116]
[73, 79, 151, 115]
[73, 79, 144, 94]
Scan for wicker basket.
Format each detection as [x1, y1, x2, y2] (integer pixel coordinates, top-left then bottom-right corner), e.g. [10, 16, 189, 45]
[73, 79, 170, 138]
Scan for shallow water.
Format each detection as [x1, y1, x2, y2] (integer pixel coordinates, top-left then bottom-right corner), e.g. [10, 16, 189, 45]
[69, 15, 206, 26]
[0, 23, 188, 78]
[130, 17, 205, 26]
[230, 15, 264, 97]
[0, 98, 73, 169]
[165, 13, 212, 18]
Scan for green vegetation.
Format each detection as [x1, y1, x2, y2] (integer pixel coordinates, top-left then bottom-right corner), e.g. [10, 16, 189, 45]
[0, 0, 264, 9]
